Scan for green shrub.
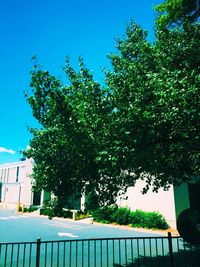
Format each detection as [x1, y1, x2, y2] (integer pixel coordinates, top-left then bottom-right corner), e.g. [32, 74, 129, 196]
[18, 205, 38, 213]
[92, 206, 117, 223]
[40, 207, 73, 219]
[130, 210, 168, 230]
[27, 206, 38, 213]
[40, 208, 53, 219]
[129, 210, 146, 227]
[92, 207, 169, 230]
[61, 209, 73, 218]
[144, 212, 169, 230]
[92, 207, 109, 222]
[111, 207, 131, 225]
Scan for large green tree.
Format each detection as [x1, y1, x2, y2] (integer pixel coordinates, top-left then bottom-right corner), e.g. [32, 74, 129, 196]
[26, 0, 200, 205]
[25, 59, 100, 207]
[106, 3, 200, 192]
[25, 57, 132, 207]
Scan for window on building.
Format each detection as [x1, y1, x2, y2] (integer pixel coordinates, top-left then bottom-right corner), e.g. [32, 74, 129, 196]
[6, 168, 9, 183]
[4, 169, 7, 183]
[0, 183, 2, 202]
[16, 166, 19, 182]
[188, 183, 200, 213]
[33, 191, 41, 206]
[0, 169, 3, 182]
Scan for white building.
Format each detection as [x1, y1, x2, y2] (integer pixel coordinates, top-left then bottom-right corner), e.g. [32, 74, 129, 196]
[117, 179, 200, 229]
[0, 159, 80, 211]
[0, 158, 49, 209]
[1, 158, 198, 229]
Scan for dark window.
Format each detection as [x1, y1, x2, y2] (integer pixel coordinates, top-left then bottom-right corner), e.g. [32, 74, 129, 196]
[7, 168, 9, 183]
[33, 191, 41, 206]
[0, 169, 3, 182]
[4, 169, 6, 183]
[188, 183, 200, 213]
[16, 166, 19, 182]
[0, 183, 2, 202]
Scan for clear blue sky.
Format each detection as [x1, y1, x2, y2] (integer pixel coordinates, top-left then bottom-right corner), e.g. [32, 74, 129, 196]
[0, 0, 161, 164]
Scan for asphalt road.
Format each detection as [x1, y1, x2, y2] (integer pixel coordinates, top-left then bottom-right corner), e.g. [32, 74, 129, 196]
[0, 210, 160, 243]
[1, 211, 182, 267]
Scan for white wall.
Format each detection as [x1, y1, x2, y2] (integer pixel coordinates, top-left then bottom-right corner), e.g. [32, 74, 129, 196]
[0, 159, 34, 209]
[117, 180, 177, 229]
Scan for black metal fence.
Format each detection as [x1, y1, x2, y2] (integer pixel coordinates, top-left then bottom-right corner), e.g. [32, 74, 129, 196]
[0, 233, 200, 267]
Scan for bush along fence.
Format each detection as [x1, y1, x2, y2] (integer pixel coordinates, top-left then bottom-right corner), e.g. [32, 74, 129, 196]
[92, 207, 169, 230]
[0, 234, 200, 267]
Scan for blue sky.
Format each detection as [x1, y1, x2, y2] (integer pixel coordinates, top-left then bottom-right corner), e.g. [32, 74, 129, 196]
[0, 0, 161, 164]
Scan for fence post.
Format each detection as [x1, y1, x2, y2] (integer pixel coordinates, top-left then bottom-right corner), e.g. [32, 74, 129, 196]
[168, 232, 174, 267]
[36, 238, 41, 267]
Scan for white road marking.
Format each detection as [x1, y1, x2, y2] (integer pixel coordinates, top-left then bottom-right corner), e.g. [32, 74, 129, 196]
[58, 232, 78, 238]
[0, 216, 29, 220]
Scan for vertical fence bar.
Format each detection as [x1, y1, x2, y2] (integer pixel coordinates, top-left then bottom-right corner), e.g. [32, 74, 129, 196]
[168, 232, 174, 267]
[29, 243, 32, 267]
[149, 239, 152, 266]
[155, 238, 158, 257]
[119, 239, 121, 266]
[112, 239, 115, 266]
[63, 242, 66, 267]
[161, 237, 165, 266]
[100, 240, 102, 267]
[106, 240, 108, 267]
[51, 242, 54, 267]
[131, 238, 133, 264]
[16, 244, 20, 267]
[125, 239, 127, 266]
[88, 240, 90, 267]
[69, 241, 72, 267]
[57, 242, 60, 267]
[10, 243, 14, 267]
[82, 240, 84, 267]
[137, 238, 140, 266]
[4, 244, 8, 267]
[94, 240, 96, 267]
[76, 241, 78, 267]
[23, 243, 26, 267]
[36, 238, 41, 267]
[143, 239, 146, 266]
[44, 243, 47, 267]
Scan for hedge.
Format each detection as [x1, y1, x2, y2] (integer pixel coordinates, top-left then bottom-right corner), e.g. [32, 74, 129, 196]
[92, 207, 169, 230]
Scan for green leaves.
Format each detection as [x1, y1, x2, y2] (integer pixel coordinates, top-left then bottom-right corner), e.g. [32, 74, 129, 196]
[104, 6, 200, 190]
[26, 0, 200, 202]
[155, 0, 200, 30]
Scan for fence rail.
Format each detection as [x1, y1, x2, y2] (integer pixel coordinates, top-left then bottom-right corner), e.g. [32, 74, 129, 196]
[0, 233, 200, 267]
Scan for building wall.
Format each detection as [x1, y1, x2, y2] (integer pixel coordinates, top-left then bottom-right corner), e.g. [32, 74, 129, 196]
[0, 159, 33, 209]
[117, 180, 177, 229]
[0, 158, 193, 227]
[173, 182, 190, 219]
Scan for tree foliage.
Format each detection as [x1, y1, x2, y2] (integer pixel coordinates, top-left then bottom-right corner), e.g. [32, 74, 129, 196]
[25, 0, 200, 206]
[155, 0, 200, 29]
[25, 57, 134, 206]
[105, 4, 200, 191]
